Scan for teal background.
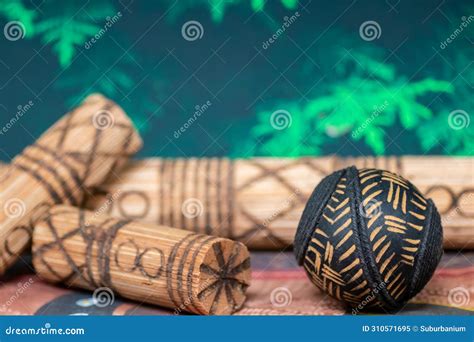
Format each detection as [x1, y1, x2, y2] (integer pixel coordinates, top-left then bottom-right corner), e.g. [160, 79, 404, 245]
[0, 0, 472, 161]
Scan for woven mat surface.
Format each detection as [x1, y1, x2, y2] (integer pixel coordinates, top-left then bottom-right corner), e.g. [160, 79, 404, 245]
[1, 252, 472, 315]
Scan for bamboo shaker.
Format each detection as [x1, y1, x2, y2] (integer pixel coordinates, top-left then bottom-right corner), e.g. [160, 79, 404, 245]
[86, 156, 474, 250]
[32, 205, 251, 315]
[0, 94, 142, 274]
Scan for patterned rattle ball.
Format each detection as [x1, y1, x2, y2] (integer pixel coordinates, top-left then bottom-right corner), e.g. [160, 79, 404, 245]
[294, 166, 443, 311]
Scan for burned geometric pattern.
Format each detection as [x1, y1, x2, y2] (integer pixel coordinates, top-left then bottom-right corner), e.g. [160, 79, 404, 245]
[303, 168, 434, 311]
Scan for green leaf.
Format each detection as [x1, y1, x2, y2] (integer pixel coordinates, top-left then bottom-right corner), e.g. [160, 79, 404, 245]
[251, 0, 265, 12]
[364, 128, 385, 155]
[0, 0, 37, 37]
[242, 47, 455, 156]
[281, 0, 299, 9]
[34, 2, 117, 67]
[164, 0, 300, 24]
[399, 99, 419, 129]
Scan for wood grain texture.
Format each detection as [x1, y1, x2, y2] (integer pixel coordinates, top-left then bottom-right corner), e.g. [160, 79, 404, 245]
[84, 157, 473, 250]
[32, 205, 251, 315]
[0, 94, 142, 274]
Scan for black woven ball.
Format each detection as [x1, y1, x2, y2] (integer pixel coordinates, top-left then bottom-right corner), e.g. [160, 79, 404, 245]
[294, 166, 443, 312]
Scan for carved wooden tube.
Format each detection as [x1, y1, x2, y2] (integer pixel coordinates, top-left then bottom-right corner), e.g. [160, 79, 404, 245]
[0, 94, 142, 275]
[32, 205, 251, 315]
[85, 157, 474, 250]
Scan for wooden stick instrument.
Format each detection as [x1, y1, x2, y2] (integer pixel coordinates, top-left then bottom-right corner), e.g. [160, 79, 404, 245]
[85, 156, 473, 250]
[32, 205, 251, 315]
[0, 94, 142, 274]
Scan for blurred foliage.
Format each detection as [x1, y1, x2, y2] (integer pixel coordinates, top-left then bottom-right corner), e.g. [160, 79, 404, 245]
[0, 0, 161, 131]
[54, 37, 165, 132]
[0, 0, 471, 156]
[54, 40, 136, 107]
[416, 6, 473, 155]
[236, 7, 473, 157]
[0, 0, 37, 38]
[419, 110, 473, 155]
[0, 0, 117, 67]
[417, 56, 473, 155]
[0, 0, 36, 37]
[244, 51, 454, 156]
[165, 0, 298, 23]
[35, 1, 116, 67]
[0, 0, 298, 66]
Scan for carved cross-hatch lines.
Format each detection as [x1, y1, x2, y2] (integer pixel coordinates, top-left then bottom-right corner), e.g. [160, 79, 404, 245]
[83, 157, 472, 250]
[33, 210, 136, 291]
[33, 209, 170, 298]
[9, 102, 138, 208]
[234, 158, 329, 245]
